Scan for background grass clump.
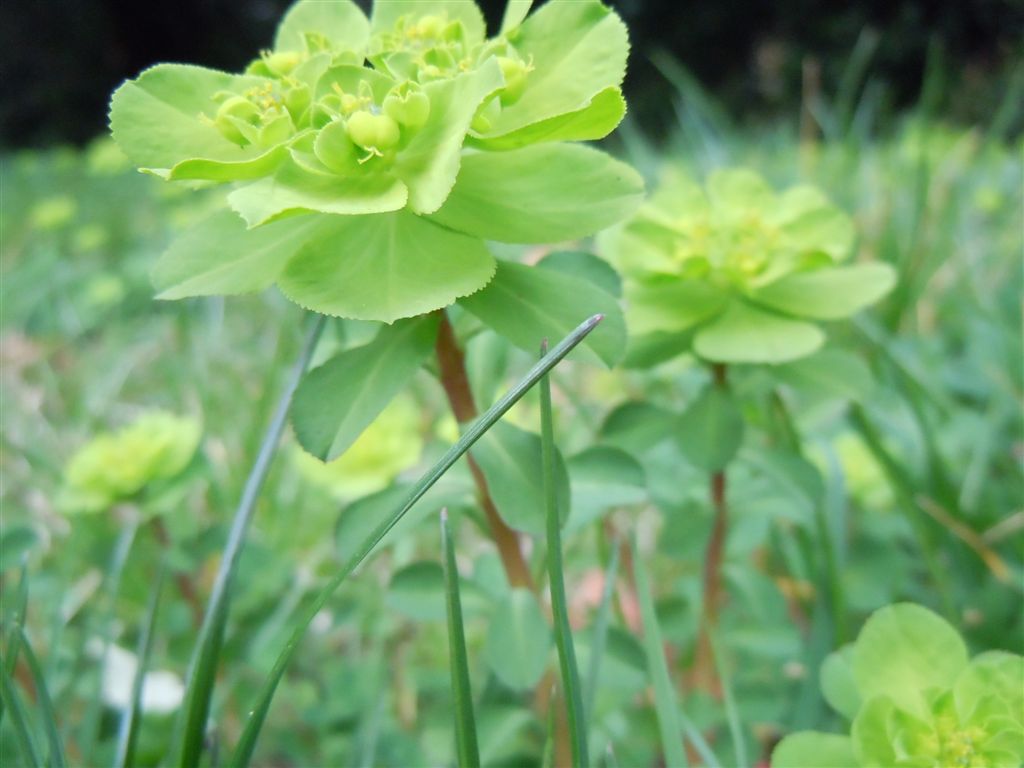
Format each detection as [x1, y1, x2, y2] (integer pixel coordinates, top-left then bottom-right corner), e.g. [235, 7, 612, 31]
[2, 12, 1022, 768]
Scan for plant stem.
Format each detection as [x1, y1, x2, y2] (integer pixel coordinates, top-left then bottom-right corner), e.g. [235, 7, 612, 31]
[433, 310, 534, 591]
[177, 313, 326, 767]
[693, 363, 729, 696]
[150, 516, 203, 628]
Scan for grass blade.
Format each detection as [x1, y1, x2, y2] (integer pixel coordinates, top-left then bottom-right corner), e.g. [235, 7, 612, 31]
[0, 647, 41, 767]
[632, 536, 688, 768]
[440, 509, 480, 768]
[678, 710, 722, 768]
[177, 314, 325, 768]
[114, 561, 166, 768]
[228, 314, 604, 768]
[708, 628, 746, 767]
[0, 562, 30, 728]
[15, 627, 66, 768]
[539, 342, 588, 768]
[584, 544, 619, 729]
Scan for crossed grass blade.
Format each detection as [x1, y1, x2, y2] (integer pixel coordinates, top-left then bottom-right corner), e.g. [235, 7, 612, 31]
[228, 314, 603, 767]
[539, 341, 588, 768]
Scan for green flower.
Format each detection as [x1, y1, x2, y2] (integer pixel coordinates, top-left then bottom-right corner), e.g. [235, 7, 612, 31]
[109, 0, 642, 323]
[773, 604, 1024, 768]
[58, 412, 201, 514]
[600, 168, 896, 364]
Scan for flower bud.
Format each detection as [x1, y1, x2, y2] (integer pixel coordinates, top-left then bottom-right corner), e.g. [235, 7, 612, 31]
[314, 119, 360, 174]
[383, 84, 430, 130]
[414, 15, 445, 39]
[265, 51, 302, 76]
[346, 111, 401, 153]
[497, 56, 529, 105]
[215, 96, 260, 145]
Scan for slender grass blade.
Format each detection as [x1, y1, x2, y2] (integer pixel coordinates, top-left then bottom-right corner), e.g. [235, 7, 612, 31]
[228, 314, 603, 767]
[115, 561, 166, 768]
[441, 509, 480, 768]
[0, 562, 29, 728]
[584, 544, 619, 728]
[0, 647, 41, 767]
[539, 342, 588, 768]
[177, 315, 325, 768]
[632, 536, 688, 767]
[14, 627, 66, 768]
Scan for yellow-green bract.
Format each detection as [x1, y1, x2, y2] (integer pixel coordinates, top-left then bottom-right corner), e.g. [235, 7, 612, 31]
[109, 0, 643, 323]
[58, 411, 201, 514]
[599, 168, 896, 364]
[772, 603, 1024, 767]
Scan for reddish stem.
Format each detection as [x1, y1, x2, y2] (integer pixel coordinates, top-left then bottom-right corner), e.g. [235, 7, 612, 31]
[433, 311, 534, 591]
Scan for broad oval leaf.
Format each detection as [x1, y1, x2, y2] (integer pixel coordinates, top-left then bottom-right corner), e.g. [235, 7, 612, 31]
[428, 143, 643, 244]
[852, 603, 968, 718]
[482, 0, 628, 137]
[565, 445, 646, 533]
[483, 588, 553, 691]
[458, 260, 626, 367]
[291, 315, 439, 460]
[471, 422, 570, 536]
[774, 347, 875, 402]
[538, 251, 622, 298]
[819, 645, 862, 721]
[676, 385, 745, 472]
[274, 0, 370, 54]
[152, 210, 327, 299]
[387, 561, 445, 622]
[109, 64, 274, 177]
[771, 732, 858, 768]
[693, 300, 825, 364]
[752, 263, 896, 320]
[279, 210, 496, 323]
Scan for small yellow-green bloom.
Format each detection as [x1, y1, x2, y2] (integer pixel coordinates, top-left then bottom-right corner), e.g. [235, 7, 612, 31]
[58, 412, 201, 514]
[600, 167, 896, 364]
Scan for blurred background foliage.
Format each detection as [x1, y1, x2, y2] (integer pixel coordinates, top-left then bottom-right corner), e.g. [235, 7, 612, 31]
[1, 0, 1022, 148]
[2, 1, 1022, 766]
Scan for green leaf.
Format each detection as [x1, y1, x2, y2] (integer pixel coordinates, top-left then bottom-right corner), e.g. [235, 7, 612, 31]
[470, 86, 626, 149]
[953, 652, 1024, 727]
[370, 1, 486, 44]
[633, 537, 689, 767]
[279, 211, 496, 322]
[625, 277, 729, 335]
[291, 315, 438, 460]
[676, 385, 745, 472]
[706, 168, 775, 211]
[16, 627, 66, 768]
[429, 143, 643, 244]
[459, 260, 625, 367]
[539, 353, 588, 767]
[387, 561, 446, 622]
[852, 603, 968, 719]
[152, 210, 326, 299]
[693, 300, 825, 364]
[752, 263, 896, 320]
[851, 695, 898, 766]
[777, 205, 856, 262]
[482, 0, 628, 137]
[227, 161, 408, 226]
[774, 348, 875, 402]
[820, 645, 862, 721]
[394, 59, 505, 214]
[538, 251, 622, 297]
[565, 446, 646, 533]
[622, 330, 696, 369]
[771, 732, 858, 767]
[230, 316, 603, 767]
[274, 0, 370, 53]
[483, 589, 553, 691]
[441, 512, 481, 768]
[109, 64, 275, 177]
[599, 402, 675, 454]
[0, 655, 40, 768]
[500, 0, 533, 33]
[471, 422, 569, 536]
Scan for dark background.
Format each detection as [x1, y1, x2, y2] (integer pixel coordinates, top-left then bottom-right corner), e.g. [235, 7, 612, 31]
[2, 0, 1021, 149]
